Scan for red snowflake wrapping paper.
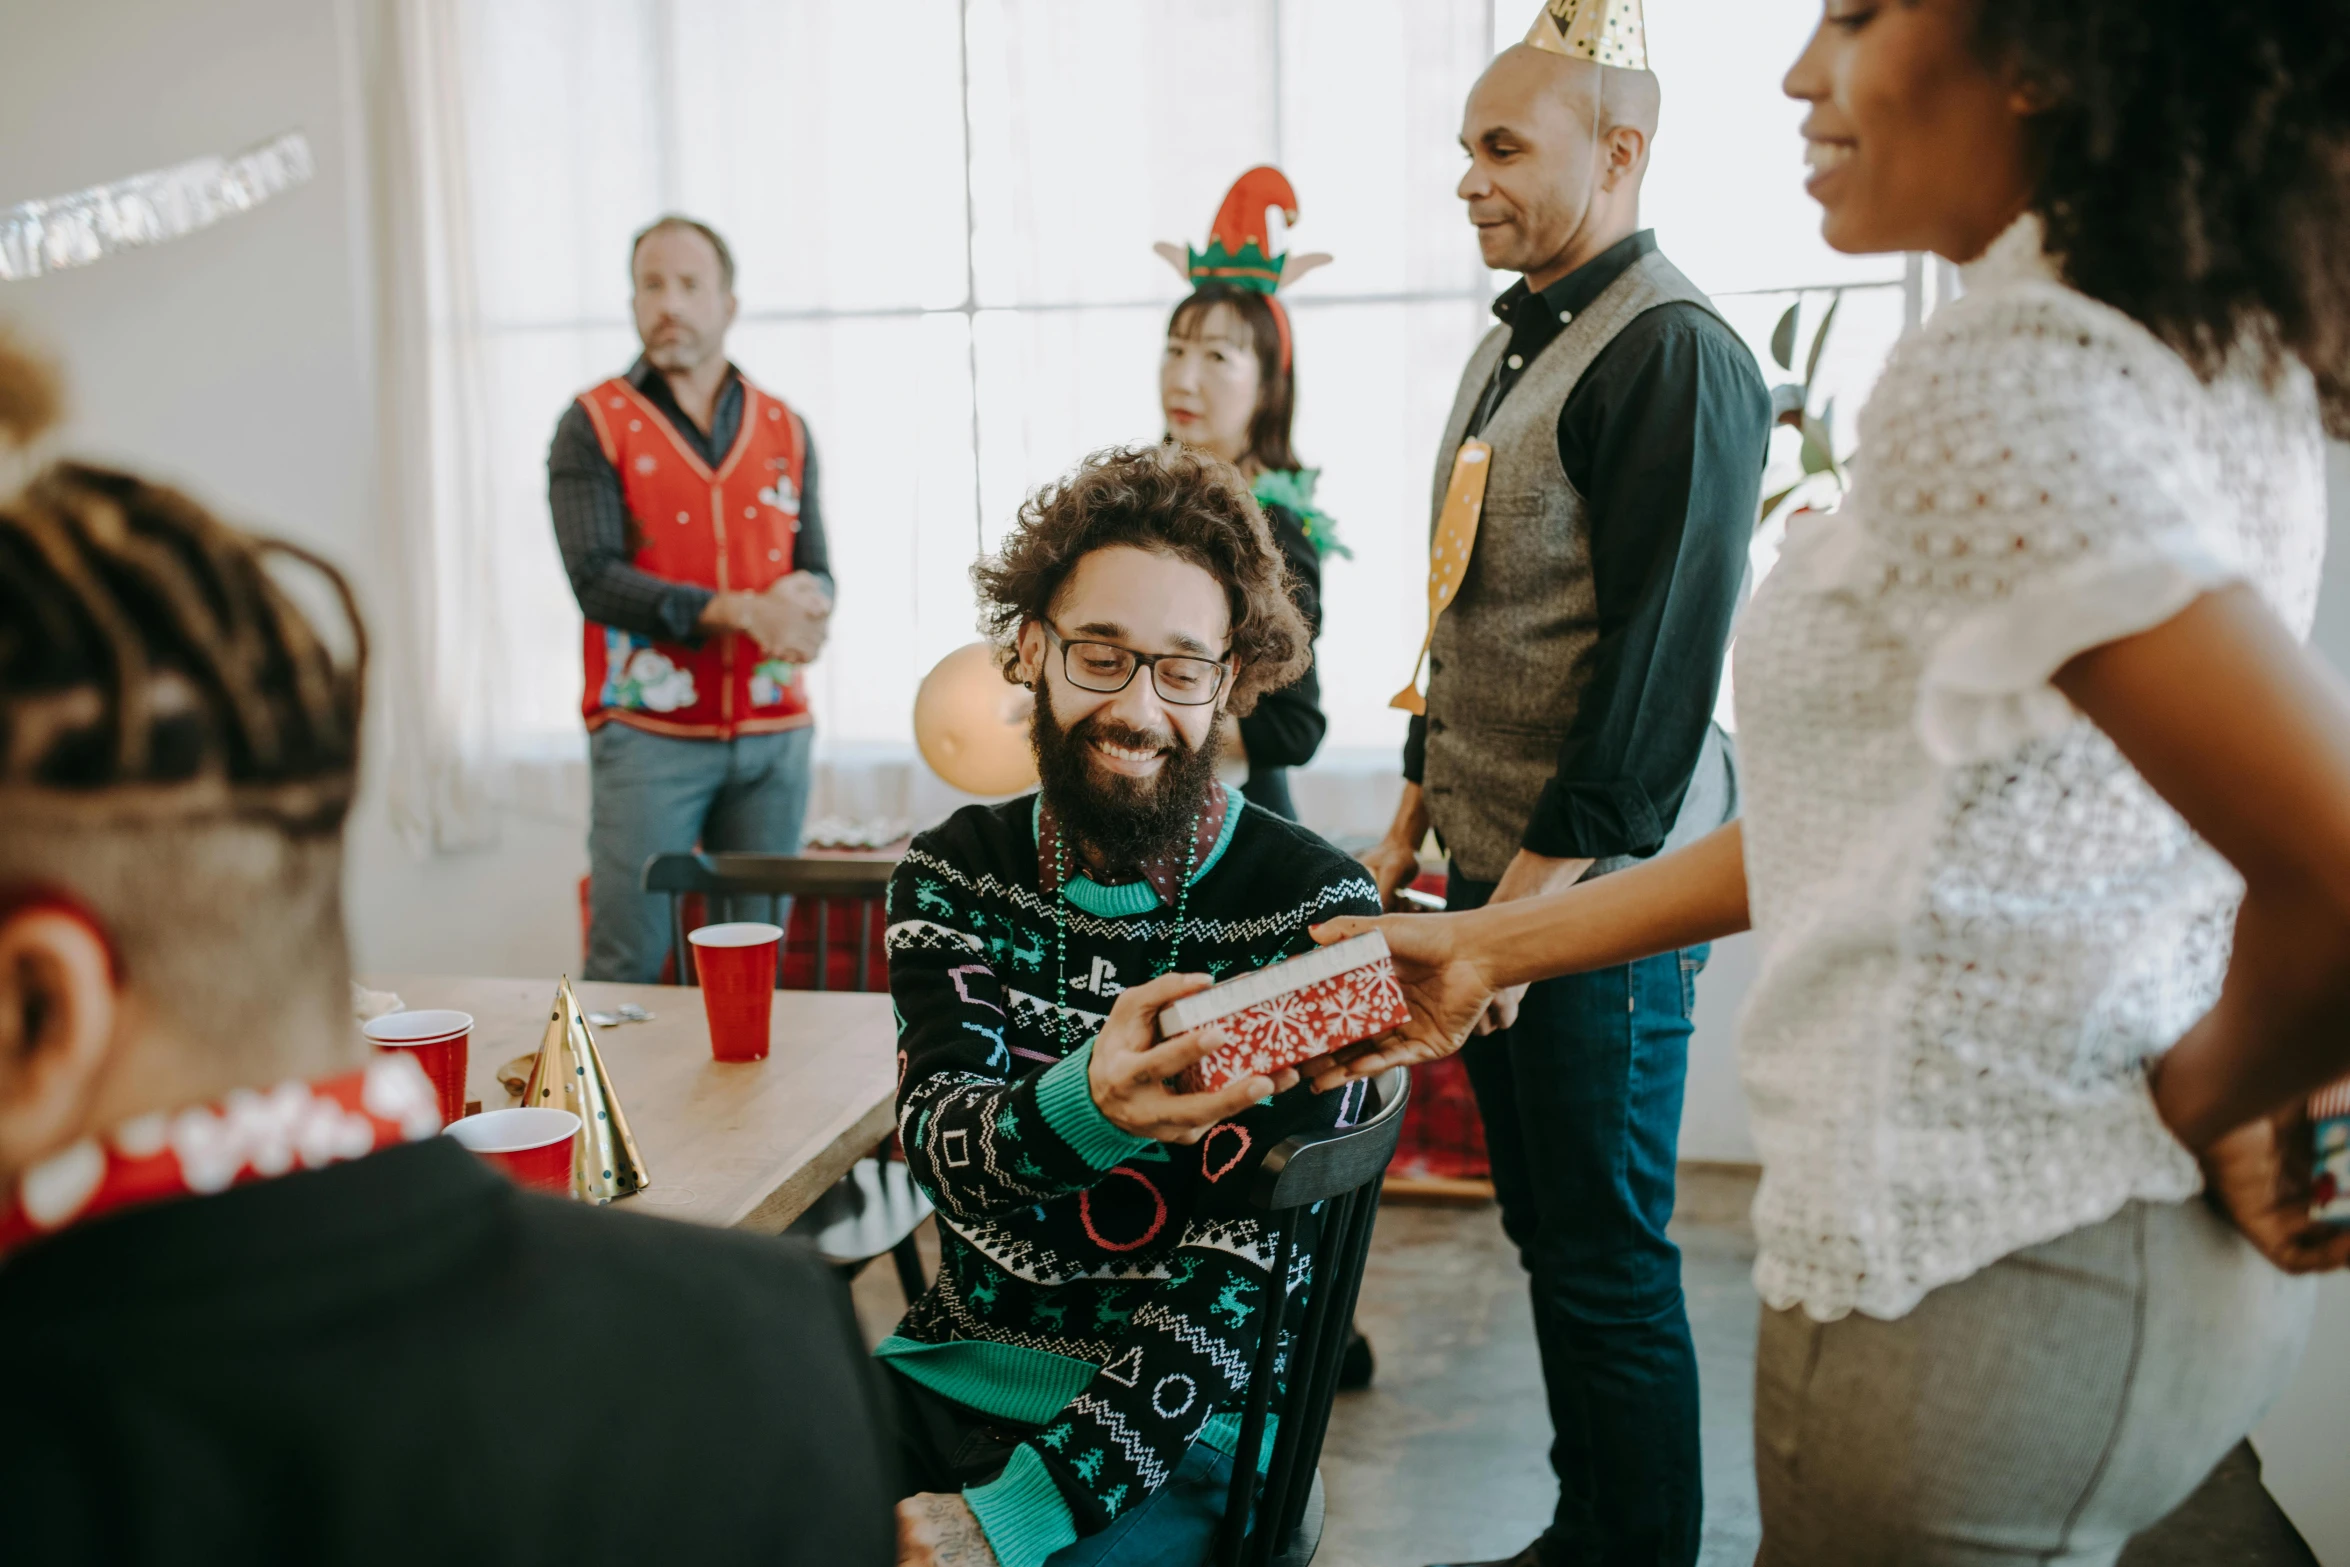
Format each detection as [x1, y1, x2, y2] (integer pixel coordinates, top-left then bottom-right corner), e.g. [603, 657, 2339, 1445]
[2314, 1074, 2350, 1224]
[1162, 933, 1411, 1093]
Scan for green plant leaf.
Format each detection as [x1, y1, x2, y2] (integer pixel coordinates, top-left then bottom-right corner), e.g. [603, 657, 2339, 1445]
[1759, 481, 1802, 521]
[1799, 413, 1838, 478]
[1803, 291, 1841, 394]
[1770, 303, 1799, 371]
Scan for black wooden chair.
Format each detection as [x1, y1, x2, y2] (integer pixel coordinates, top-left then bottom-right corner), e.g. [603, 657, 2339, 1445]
[641, 851, 928, 1304]
[644, 851, 895, 993]
[1214, 1065, 1411, 1567]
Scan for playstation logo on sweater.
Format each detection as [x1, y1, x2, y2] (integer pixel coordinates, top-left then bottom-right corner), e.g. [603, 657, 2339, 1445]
[1072, 956, 1123, 997]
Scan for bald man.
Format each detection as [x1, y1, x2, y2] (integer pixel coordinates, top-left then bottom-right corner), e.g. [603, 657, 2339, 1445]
[1358, 39, 1768, 1567]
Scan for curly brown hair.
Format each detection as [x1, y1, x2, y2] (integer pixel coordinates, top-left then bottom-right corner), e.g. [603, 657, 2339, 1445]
[1970, 0, 2350, 433]
[972, 443, 1310, 716]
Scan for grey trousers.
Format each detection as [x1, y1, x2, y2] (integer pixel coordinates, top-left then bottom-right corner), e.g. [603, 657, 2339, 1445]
[1754, 1198, 2313, 1566]
[584, 722, 813, 983]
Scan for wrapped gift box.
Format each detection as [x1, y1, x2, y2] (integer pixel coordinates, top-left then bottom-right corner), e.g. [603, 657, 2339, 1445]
[2313, 1076, 2350, 1225]
[1162, 933, 1410, 1094]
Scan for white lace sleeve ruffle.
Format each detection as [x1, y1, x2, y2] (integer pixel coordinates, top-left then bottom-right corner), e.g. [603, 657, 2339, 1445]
[1851, 284, 2244, 766]
[1915, 528, 2240, 764]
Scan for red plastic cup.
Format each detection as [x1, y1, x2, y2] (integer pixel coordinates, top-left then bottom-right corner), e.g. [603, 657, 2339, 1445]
[446, 1107, 581, 1192]
[362, 1009, 472, 1129]
[690, 921, 781, 1062]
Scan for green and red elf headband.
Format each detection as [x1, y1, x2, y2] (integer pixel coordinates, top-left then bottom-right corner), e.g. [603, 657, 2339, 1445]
[1153, 166, 1332, 373]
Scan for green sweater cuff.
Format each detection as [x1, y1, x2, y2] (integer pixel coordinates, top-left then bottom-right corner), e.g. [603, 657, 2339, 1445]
[965, 1444, 1079, 1567]
[1035, 1042, 1153, 1170]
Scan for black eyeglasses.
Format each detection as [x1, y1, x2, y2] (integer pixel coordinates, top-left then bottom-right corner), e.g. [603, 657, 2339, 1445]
[1043, 625, 1230, 706]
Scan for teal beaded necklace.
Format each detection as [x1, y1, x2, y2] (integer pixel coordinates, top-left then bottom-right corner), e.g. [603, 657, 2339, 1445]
[1052, 810, 1202, 1010]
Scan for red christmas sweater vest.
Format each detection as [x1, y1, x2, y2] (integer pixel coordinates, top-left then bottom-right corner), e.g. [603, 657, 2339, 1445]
[576, 371, 813, 739]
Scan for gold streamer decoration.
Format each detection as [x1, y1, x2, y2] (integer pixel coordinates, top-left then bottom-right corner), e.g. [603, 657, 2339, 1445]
[1, 130, 314, 284]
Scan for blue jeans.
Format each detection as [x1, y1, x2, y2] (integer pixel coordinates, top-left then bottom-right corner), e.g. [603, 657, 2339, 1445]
[1044, 1438, 1245, 1566]
[584, 722, 813, 983]
[1451, 868, 1706, 1567]
[883, 1364, 1249, 1567]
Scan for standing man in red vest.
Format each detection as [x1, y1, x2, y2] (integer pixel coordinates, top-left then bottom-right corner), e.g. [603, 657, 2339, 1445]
[550, 215, 834, 981]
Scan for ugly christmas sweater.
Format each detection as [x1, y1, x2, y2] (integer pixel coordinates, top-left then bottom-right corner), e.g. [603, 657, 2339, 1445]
[877, 785, 1380, 1566]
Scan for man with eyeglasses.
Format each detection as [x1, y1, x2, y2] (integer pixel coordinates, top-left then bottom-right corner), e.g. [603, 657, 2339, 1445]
[880, 445, 1382, 1567]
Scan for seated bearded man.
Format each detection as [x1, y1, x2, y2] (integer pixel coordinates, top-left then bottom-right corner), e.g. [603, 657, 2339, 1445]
[883, 444, 1382, 1567]
[0, 341, 893, 1566]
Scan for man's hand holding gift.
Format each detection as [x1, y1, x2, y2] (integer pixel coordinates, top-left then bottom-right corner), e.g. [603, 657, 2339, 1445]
[1088, 971, 1300, 1143]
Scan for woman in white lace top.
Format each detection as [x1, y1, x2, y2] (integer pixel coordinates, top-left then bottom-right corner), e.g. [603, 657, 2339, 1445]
[1319, 1, 2350, 1561]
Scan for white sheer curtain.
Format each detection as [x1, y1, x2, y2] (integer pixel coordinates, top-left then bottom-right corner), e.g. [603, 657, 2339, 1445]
[374, 0, 1909, 847]
[364, 0, 514, 851]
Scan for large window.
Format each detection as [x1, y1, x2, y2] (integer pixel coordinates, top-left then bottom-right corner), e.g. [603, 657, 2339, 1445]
[416, 0, 1913, 791]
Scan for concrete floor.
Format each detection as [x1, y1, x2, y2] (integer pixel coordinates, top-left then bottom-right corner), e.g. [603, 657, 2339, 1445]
[853, 1164, 2315, 1566]
[1314, 1170, 1762, 1567]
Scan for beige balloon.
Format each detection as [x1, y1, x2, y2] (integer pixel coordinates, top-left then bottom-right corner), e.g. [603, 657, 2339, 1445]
[914, 641, 1040, 796]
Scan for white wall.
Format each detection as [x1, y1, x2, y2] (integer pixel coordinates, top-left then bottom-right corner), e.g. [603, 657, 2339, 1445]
[0, 0, 370, 563]
[2251, 443, 2350, 1566]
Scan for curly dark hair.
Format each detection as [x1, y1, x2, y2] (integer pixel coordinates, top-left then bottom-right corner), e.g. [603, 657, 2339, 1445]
[1970, 0, 2350, 433]
[972, 444, 1310, 716]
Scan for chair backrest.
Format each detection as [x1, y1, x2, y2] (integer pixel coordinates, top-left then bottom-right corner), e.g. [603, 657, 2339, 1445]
[1216, 1067, 1410, 1567]
[641, 852, 896, 992]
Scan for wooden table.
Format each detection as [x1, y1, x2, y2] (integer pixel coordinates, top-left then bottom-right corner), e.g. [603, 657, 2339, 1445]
[370, 974, 896, 1233]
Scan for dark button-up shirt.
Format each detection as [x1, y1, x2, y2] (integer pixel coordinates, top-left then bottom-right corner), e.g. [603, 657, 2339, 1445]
[548, 358, 834, 644]
[1404, 230, 1769, 863]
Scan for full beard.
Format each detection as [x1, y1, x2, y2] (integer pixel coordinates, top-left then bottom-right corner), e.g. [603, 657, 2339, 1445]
[1031, 678, 1221, 878]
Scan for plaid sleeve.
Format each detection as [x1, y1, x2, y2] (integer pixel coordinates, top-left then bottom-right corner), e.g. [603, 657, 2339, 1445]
[547, 400, 714, 643]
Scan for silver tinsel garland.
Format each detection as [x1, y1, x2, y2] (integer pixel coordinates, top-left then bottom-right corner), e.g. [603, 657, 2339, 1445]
[0, 129, 313, 283]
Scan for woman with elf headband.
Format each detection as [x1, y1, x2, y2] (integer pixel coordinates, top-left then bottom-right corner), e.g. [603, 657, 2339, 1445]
[1152, 173, 1381, 1399]
[1155, 167, 1342, 826]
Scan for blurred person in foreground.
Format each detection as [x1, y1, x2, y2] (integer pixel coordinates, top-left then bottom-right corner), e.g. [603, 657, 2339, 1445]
[550, 214, 833, 982]
[1313, 1, 2350, 1562]
[0, 337, 892, 1566]
[883, 444, 1382, 1567]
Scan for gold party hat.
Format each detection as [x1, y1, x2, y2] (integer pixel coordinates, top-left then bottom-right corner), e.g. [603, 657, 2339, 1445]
[1523, 0, 1648, 70]
[523, 976, 650, 1204]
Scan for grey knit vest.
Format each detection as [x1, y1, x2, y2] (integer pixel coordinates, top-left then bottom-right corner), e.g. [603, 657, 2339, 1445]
[1422, 247, 1739, 882]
